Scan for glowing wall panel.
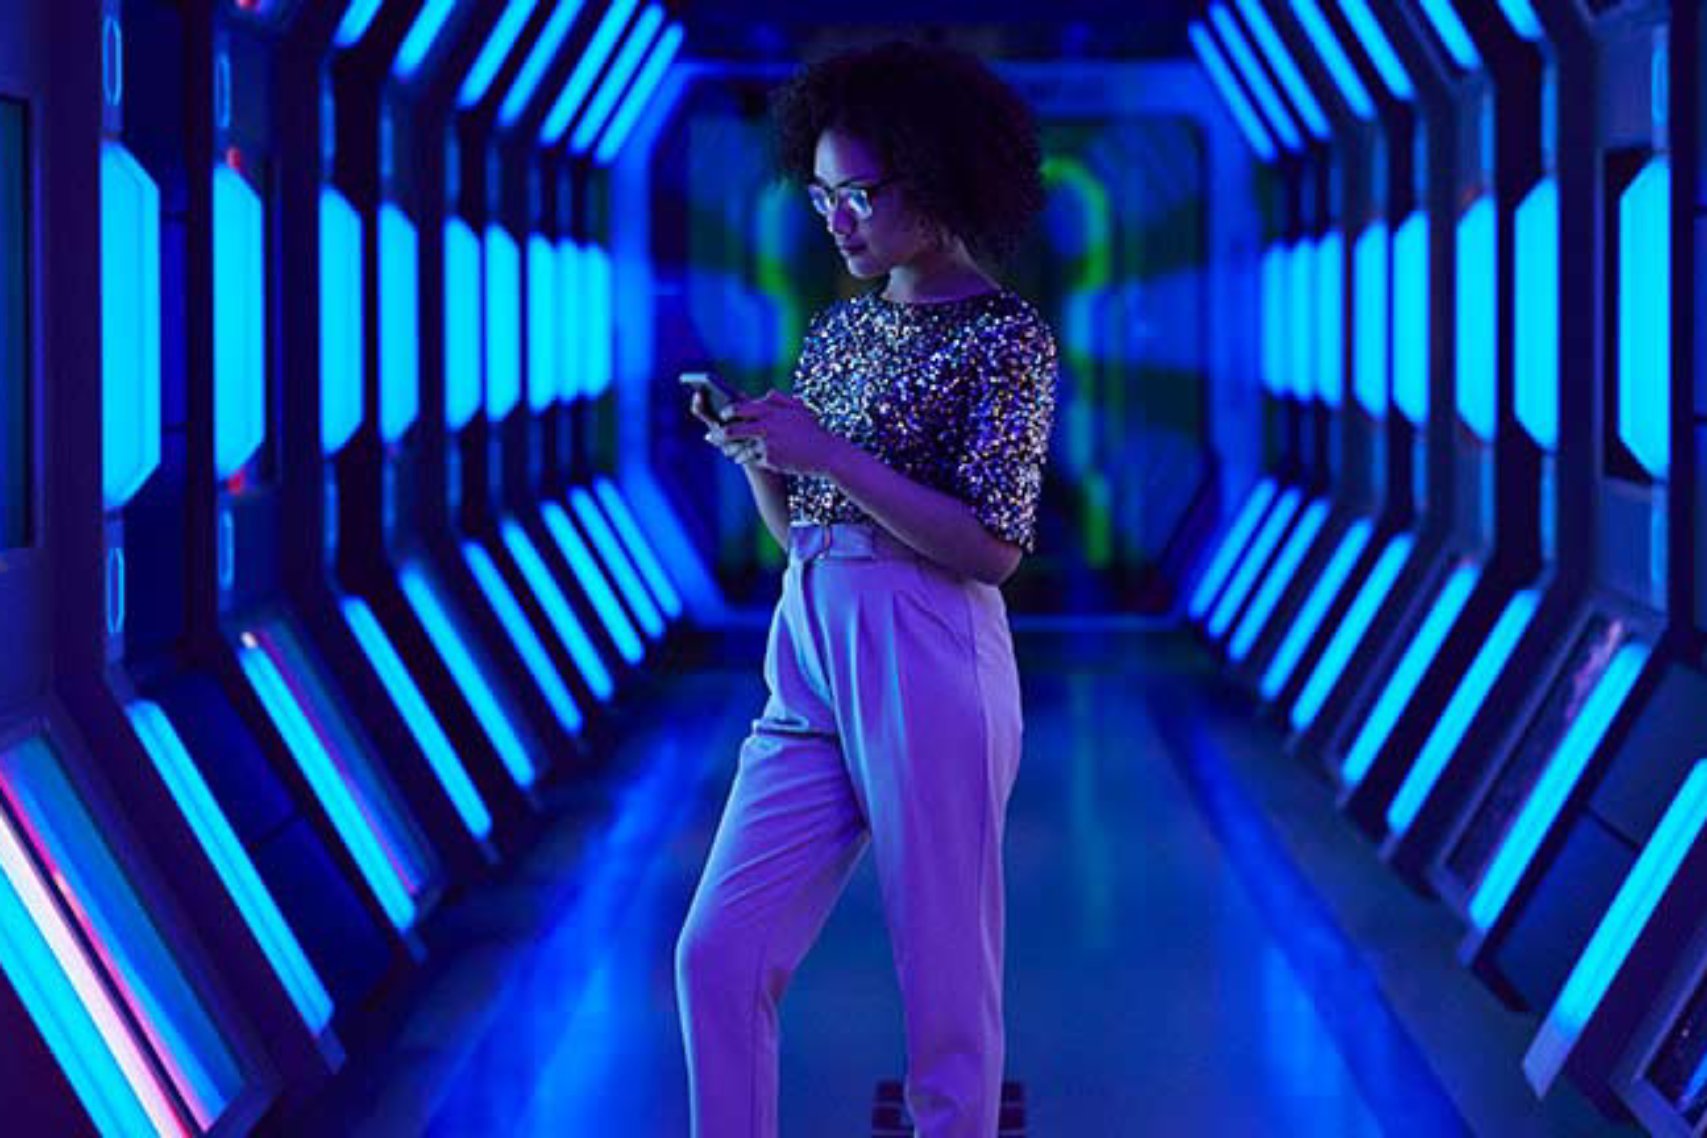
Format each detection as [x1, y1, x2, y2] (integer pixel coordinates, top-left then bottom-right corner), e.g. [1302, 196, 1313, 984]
[591, 480, 681, 620]
[378, 204, 420, 444]
[1189, 478, 1278, 621]
[1392, 211, 1429, 425]
[527, 235, 557, 413]
[1209, 487, 1302, 640]
[319, 187, 364, 456]
[1289, 531, 1412, 729]
[213, 166, 265, 479]
[542, 502, 644, 665]
[484, 225, 521, 421]
[1229, 498, 1329, 663]
[100, 143, 162, 509]
[1352, 221, 1388, 418]
[1515, 178, 1559, 451]
[1455, 196, 1496, 442]
[444, 218, 482, 431]
[1617, 158, 1670, 479]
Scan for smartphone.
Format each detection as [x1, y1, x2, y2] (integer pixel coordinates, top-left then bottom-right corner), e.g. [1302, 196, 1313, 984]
[680, 370, 743, 423]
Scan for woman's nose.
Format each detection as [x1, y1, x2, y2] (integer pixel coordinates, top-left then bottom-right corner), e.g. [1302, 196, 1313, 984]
[826, 202, 857, 237]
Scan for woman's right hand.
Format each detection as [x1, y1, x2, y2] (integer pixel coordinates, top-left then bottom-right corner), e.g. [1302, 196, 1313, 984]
[690, 389, 761, 466]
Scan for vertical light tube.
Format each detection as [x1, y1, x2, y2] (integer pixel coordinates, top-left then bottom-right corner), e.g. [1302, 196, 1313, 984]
[100, 143, 163, 509]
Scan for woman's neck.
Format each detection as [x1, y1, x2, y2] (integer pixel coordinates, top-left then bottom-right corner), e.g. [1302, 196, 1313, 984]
[882, 240, 995, 304]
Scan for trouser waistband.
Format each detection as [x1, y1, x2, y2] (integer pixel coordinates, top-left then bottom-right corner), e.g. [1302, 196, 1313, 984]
[787, 523, 919, 562]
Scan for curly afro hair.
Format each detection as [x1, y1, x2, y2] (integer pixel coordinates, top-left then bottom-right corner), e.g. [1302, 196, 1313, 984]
[771, 40, 1045, 266]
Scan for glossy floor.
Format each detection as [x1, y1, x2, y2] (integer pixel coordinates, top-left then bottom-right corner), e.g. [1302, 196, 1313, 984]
[293, 627, 1629, 1137]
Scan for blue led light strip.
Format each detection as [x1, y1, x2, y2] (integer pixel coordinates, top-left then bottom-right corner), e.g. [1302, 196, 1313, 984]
[399, 562, 538, 789]
[499, 518, 614, 701]
[340, 599, 493, 841]
[1189, 21, 1276, 161]
[1496, 0, 1543, 42]
[444, 217, 482, 431]
[1515, 178, 1559, 451]
[1289, 0, 1374, 119]
[1210, 4, 1301, 151]
[1316, 232, 1344, 408]
[1209, 488, 1303, 640]
[498, 0, 589, 127]
[1388, 589, 1539, 835]
[585, 245, 614, 396]
[542, 502, 644, 664]
[1262, 519, 1373, 700]
[1189, 478, 1278, 621]
[379, 204, 421, 444]
[213, 165, 265, 480]
[461, 541, 585, 735]
[1352, 221, 1388, 418]
[238, 642, 418, 932]
[334, 0, 384, 48]
[1469, 641, 1652, 932]
[126, 701, 334, 1035]
[1234, 0, 1329, 140]
[1230, 499, 1329, 662]
[538, 0, 640, 146]
[1261, 245, 1288, 393]
[1392, 210, 1429, 425]
[557, 240, 583, 402]
[1333, 0, 1412, 100]
[1288, 241, 1314, 402]
[527, 235, 557, 412]
[1289, 530, 1412, 729]
[590, 480, 681, 619]
[1525, 760, 1707, 1092]
[594, 22, 684, 165]
[484, 225, 522, 421]
[393, 0, 459, 81]
[319, 187, 364, 456]
[1617, 157, 1670, 480]
[1341, 563, 1480, 788]
[571, 3, 664, 156]
[458, 0, 538, 109]
[1419, 0, 1480, 71]
[1455, 196, 1497, 442]
[100, 143, 163, 510]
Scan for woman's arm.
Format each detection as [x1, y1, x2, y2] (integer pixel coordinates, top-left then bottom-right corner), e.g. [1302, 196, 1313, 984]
[743, 465, 793, 550]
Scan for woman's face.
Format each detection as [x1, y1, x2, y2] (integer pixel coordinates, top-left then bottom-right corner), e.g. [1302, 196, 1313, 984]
[811, 129, 938, 280]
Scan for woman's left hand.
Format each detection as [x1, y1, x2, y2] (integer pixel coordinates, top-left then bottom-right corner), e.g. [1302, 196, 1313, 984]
[721, 391, 846, 476]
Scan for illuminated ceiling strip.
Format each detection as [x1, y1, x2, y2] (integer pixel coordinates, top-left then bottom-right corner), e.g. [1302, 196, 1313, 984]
[538, 0, 640, 146]
[1234, 0, 1329, 140]
[1289, 0, 1374, 120]
[498, 0, 589, 127]
[1210, 4, 1301, 151]
[1189, 21, 1276, 161]
[594, 21, 684, 165]
[570, 3, 664, 156]
[458, 0, 540, 109]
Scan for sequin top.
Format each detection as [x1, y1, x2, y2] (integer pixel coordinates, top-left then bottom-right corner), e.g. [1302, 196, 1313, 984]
[785, 288, 1058, 552]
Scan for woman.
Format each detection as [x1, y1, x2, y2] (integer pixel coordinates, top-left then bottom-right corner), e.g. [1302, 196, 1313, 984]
[675, 40, 1057, 1138]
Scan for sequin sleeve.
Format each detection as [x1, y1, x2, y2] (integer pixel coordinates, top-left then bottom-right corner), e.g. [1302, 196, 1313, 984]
[952, 310, 1057, 552]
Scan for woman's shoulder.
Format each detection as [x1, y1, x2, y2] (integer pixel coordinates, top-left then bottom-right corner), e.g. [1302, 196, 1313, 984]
[964, 291, 1058, 374]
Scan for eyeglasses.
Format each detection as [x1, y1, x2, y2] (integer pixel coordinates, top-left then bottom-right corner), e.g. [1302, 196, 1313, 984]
[807, 177, 898, 221]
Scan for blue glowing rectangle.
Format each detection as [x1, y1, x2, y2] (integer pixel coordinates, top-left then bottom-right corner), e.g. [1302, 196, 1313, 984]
[458, 0, 538, 109]
[1262, 519, 1373, 700]
[1515, 178, 1559, 451]
[100, 143, 162, 510]
[1235, 0, 1328, 141]
[571, 4, 664, 157]
[1316, 232, 1344, 407]
[1, 734, 248, 1132]
[594, 22, 684, 165]
[1290, 531, 1414, 730]
[1392, 210, 1429, 425]
[1333, 0, 1413, 100]
[1210, 4, 1301, 151]
[444, 217, 482, 431]
[498, 0, 589, 127]
[1388, 589, 1539, 835]
[538, 0, 640, 146]
[526, 235, 557, 413]
[1342, 563, 1480, 787]
[1469, 641, 1652, 931]
[1189, 477, 1278, 621]
[213, 165, 265, 480]
[379, 204, 420, 444]
[557, 239, 582, 402]
[1230, 498, 1329, 662]
[1210, 487, 1303, 640]
[1261, 244, 1288, 394]
[461, 541, 585, 735]
[1419, 0, 1480, 70]
[484, 225, 522, 421]
[319, 187, 364, 457]
[334, 0, 384, 48]
[1189, 21, 1276, 162]
[1617, 157, 1670, 479]
[1525, 759, 1707, 1092]
[340, 598, 493, 841]
[1288, 241, 1315, 401]
[393, 0, 458, 80]
[1455, 196, 1497, 442]
[0, 768, 180, 1137]
[1496, 0, 1543, 41]
[542, 501, 644, 664]
[126, 701, 333, 1037]
[1290, 0, 1375, 119]
[590, 479, 681, 620]
[238, 640, 419, 933]
[1352, 221, 1388, 417]
[585, 245, 613, 396]
[499, 518, 614, 702]
[399, 561, 538, 789]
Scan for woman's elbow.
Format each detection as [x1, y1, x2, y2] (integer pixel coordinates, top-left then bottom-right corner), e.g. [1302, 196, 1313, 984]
[976, 542, 1024, 588]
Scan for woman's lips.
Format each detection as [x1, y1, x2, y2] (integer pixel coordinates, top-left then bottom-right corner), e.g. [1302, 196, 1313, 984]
[838, 243, 866, 256]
